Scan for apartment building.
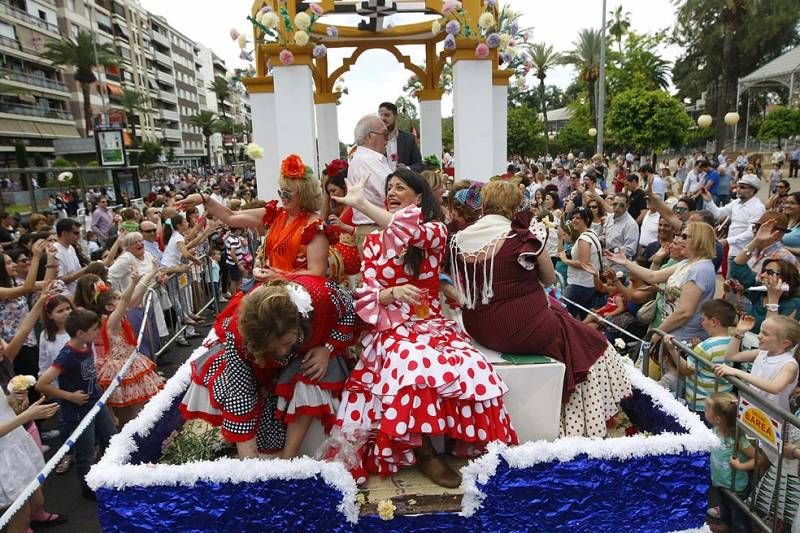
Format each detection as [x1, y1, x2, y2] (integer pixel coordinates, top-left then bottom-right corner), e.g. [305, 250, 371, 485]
[196, 44, 228, 167]
[0, 0, 79, 166]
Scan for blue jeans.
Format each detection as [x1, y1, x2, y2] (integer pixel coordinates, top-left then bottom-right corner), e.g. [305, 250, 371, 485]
[59, 406, 118, 490]
[564, 284, 596, 319]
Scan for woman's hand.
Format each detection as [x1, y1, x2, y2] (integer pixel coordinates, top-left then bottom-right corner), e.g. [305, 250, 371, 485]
[764, 272, 784, 304]
[175, 194, 204, 211]
[22, 396, 59, 422]
[440, 283, 462, 308]
[327, 214, 347, 230]
[735, 314, 756, 335]
[389, 284, 423, 305]
[729, 457, 747, 471]
[301, 346, 330, 381]
[253, 267, 282, 282]
[331, 174, 368, 209]
[605, 249, 628, 266]
[713, 364, 738, 379]
[32, 239, 48, 257]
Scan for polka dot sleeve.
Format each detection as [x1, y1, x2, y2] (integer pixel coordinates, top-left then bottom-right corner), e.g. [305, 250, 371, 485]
[354, 239, 407, 331]
[380, 205, 447, 259]
[323, 280, 357, 349]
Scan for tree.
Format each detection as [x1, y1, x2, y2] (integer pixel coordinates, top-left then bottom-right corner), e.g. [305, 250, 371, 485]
[138, 141, 162, 166]
[758, 107, 800, 144]
[442, 116, 454, 152]
[560, 28, 604, 128]
[208, 76, 231, 119]
[119, 88, 150, 144]
[530, 43, 561, 154]
[394, 96, 419, 134]
[606, 88, 693, 157]
[607, 32, 671, 94]
[42, 31, 119, 137]
[607, 5, 631, 56]
[507, 104, 543, 158]
[556, 101, 594, 155]
[189, 111, 219, 166]
[672, 0, 800, 152]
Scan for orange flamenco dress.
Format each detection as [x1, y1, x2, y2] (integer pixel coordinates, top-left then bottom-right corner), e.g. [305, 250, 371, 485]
[262, 200, 338, 274]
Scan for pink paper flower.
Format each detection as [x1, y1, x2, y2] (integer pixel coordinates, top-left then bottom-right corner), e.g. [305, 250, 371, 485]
[442, 0, 461, 15]
[475, 42, 490, 58]
[309, 2, 323, 15]
[229, 28, 240, 41]
[279, 49, 295, 65]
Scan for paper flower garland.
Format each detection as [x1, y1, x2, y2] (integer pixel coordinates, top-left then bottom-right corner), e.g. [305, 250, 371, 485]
[377, 499, 396, 521]
[294, 30, 310, 46]
[245, 143, 264, 160]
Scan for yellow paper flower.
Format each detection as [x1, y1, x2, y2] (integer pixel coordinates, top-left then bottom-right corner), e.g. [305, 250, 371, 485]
[262, 12, 279, 29]
[246, 143, 264, 160]
[498, 33, 512, 49]
[478, 12, 495, 30]
[431, 20, 441, 34]
[355, 493, 366, 506]
[237, 34, 248, 49]
[294, 30, 310, 46]
[294, 11, 311, 31]
[7, 375, 36, 393]
[377, 499, 396, 521]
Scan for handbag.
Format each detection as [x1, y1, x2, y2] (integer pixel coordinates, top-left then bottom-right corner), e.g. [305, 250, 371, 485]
[636, 298, 658, 324]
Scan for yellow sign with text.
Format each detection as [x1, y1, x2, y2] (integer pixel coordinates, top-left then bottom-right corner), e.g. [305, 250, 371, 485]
[738, 398, 782, 452]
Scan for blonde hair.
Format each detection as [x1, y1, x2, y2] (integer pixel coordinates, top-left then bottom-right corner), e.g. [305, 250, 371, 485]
[763, 315, 800, 355]
[280, 176, 322, 213]
[482, 180, 521, 220]
[237, 282, 308, 363]
[421, 170, 444, 192]
[685, 221, 716, 259]
[706, 391, 738, 436]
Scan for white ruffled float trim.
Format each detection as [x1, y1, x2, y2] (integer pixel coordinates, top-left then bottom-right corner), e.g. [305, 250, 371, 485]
[88, 331, 716, 526]
[459, 365, 719, 517]
[86, 328, 359, 523]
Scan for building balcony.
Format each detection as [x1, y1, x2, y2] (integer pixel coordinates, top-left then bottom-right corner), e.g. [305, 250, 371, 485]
[158, 90, 177, 104]
[0, 102, 72, 121]
[163, 127, 181, 140]
[156, 69, 174, 85]
[159, 108, 179, 121]
[154, 50, 172, 67]
[0, 34, 20, 51]
[0, 2, 60, 35]
[150, 30, 169, 48]
[0, 68, 68, 93]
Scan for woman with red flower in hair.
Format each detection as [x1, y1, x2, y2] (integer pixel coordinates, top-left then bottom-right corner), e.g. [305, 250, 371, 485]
[177, 154, 333, 281]
[322, 159, 361, 284]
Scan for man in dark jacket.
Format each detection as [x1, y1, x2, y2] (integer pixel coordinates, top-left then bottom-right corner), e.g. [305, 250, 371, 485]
[378, 102, 423, 172]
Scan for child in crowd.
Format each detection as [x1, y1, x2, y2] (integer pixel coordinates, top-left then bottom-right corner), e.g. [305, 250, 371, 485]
[36, 308, 118, 500]
[584, 269, 626, 329]
[706, 392, 753, 532]
[209, 248, 222, 304]
[714, 315, 800, 412]
[663, 299, 736, 414]
[38, 293, 75, 475]
[87, 268, 163, 427]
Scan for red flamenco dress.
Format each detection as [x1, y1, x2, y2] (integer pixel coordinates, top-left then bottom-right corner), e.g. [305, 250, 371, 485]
[94, 318, 163, 408]
[180, 275, 357, 453]
[336, 206, 517, 484]
[328, 207, 361, 282]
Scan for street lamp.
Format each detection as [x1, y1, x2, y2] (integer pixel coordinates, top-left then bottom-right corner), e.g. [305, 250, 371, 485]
[725, 112, 740, 151]
[588, 127, 597, 137]
[697, 114, 713, 128]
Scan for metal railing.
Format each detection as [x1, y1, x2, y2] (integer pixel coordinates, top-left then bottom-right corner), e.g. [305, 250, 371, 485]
[0, 67, 68, 92]
[0, 2, 60, 34]
[0, 33, 20, 50]
[0, 101, 73, 120]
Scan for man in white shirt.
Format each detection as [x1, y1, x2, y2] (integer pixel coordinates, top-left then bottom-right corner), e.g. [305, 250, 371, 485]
[54, 218, 86, 294]
[682, 159, 705, 195]
[348, 114, 392, 252]
[639, 164, 665, 199]
[703, 174, 766, 266]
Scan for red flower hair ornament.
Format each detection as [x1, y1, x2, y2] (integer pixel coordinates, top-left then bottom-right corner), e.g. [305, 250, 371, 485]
[324, 159, 348, 178]
[280, 154, 314, 180]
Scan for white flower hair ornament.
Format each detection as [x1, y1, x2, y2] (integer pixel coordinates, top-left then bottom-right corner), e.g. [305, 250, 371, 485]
[286, 283, 313, 318]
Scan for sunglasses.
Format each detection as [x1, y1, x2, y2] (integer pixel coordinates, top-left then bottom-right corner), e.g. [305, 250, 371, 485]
[762, 268, 781, 277]
[277, 188, 293, 200]
[588, 204, 599, 209]
[753, 222, 788, 233]
[673, 206, 689, 213]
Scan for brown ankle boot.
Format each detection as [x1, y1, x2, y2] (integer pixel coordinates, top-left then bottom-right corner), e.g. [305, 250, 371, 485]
[416, 455, 462, 489]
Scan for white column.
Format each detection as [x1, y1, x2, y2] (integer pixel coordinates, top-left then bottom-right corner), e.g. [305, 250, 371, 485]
[315, 100, 340, 167]
[492, 84, 508, 174]
[272, 64, 318, 175]
[453, 58, 493, 181]
[419, 97, 442, 161]
[249, 90, 279, 201]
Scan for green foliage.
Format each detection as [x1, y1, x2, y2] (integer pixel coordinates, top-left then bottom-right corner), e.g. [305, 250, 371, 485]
[508, 84, 566, 111]
[507, 104, 543, 158]
[14, 143, 28, 168]
[86, 160, 98, 167]
[53, 157, 78, 168]
[159, 421, 227, 465]
[556, 100, 594, 154]
[560, 28, 604, 126]
[167, 147, 175, 163]
[138, 141, 163, 166]
[394, 96, 419, 133]
[607, 32, 671, 94]
[606, 88, 692, 152]
[442, 116, 454, 152]
[758, 107, 800, 141]
[607, 5, 631, 55]
[209, 76, 231, 118]
[119, 88, 150, 141]
[189, 111, 219, 165]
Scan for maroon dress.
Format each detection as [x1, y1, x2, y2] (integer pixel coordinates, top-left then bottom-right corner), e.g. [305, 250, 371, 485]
[454, 212, 631, 437]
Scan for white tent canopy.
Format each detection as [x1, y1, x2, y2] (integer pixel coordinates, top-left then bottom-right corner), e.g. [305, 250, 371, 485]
[738, 44, 800, 96]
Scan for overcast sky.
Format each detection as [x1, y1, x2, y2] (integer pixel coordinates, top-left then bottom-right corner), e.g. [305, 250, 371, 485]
[139, 0, 680, 143]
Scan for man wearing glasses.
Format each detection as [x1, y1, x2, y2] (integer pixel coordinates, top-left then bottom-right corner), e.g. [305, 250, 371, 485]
[603, 195, 640, 271]
[731, 211, 797, 280]
[140, 221, 162, 264]
[348, 114, 393, 252]
[701, 174, 766, 268]
[54, 218, 88, 295]
[766, 180, 791, 212]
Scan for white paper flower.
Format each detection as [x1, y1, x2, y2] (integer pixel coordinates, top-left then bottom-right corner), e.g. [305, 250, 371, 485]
[614, 338, 626, 350]
[57, 171, 72, 182]
[262, 12, 279, 29]
[294, 30, 310, 46]
[377, 499, 396, 520]
[431, 20, 441, 34]
[7, 374, 36, 393]
[237, 34, 248, 49]
[498, 33, 512, 49]
[286, 283, 314, 317]
[294, 11, 311, 31]
[478, 12, 495, 30]
[245, 143, 264, 160]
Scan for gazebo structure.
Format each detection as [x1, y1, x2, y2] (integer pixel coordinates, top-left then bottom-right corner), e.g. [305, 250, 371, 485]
[242, 0, 513, 199]
[736, 44, 800, 150]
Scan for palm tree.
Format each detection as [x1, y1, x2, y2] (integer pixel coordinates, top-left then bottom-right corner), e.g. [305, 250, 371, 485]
[42, 31, 119, 137]
[208, 76, 231, 119]
[213, 116, 236, 163]
[607, 5, 631, 56]
[119, 88, 150, 144]
[189, 111, 219, 166]
[530, 43, 561, 154]
[717, 0, 748, 152]
[560, 28, 603, 128]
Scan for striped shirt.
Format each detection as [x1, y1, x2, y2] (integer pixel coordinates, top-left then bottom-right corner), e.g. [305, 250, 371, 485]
[685, 336, 733, 412]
